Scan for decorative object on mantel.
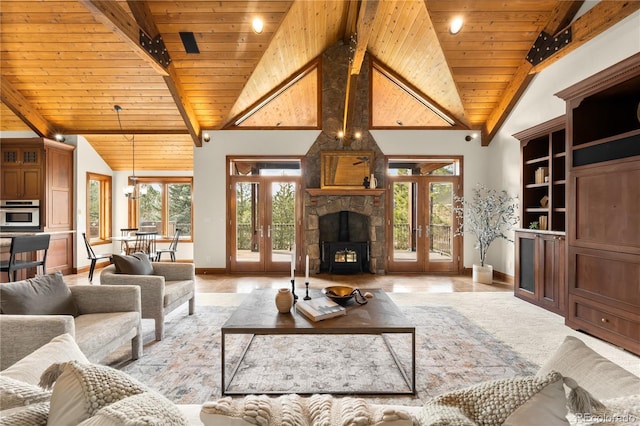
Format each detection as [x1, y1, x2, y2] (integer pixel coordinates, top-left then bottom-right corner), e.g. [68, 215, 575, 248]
[275, 288, 294, 314]
[370, 174, 378, 189]
[453, 184, 519, 284]
[363, 176, 370, 188]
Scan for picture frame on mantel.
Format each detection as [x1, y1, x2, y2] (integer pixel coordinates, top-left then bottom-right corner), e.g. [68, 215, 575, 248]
[320, 150, 373, 189]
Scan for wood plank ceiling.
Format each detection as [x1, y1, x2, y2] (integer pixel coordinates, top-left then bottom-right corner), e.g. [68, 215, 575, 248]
[1, 1, 638, 171]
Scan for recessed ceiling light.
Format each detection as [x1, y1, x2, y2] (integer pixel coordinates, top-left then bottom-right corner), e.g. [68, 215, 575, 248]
[449, 17, 464, 35]
[252, 18, 264, 34]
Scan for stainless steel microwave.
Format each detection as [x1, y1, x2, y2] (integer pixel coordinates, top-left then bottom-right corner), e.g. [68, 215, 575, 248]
[0, 200, 40, 229]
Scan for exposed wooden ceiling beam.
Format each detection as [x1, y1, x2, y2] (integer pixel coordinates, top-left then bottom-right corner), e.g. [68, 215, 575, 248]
[531, 0, 640, 74]
[77, 0, 169, 77]
[351, 0, 379, 76]
[126, 0, 202, 147]
[342, 0, 380, 146]
[481, 1, 584, 146]
[1, 77, 57, 137]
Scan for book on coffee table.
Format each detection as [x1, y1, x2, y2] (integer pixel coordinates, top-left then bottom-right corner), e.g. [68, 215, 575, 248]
[296, 297, 346, 322]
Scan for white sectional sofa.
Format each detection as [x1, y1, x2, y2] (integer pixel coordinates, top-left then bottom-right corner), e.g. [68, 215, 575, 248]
[1, 332, 638, 425]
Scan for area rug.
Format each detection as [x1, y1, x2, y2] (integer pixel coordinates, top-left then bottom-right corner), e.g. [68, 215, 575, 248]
[111, 304, 538, 405]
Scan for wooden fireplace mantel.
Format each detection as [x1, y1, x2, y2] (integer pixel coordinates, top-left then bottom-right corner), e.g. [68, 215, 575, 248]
[306, 188, 385, 207]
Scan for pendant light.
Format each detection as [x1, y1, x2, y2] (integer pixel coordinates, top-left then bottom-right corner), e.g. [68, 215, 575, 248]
[114, 105, 147, 199]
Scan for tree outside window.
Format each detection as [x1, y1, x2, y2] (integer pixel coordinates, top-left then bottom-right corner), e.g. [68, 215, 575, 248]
[130, 177, 193, 239]
[87, 172, 112, 242]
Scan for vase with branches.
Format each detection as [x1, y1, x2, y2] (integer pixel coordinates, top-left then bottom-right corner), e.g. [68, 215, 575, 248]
[453, 184, 518, 282]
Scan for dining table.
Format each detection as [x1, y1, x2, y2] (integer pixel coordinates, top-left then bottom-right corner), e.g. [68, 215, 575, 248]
[110, 231, 161, 259]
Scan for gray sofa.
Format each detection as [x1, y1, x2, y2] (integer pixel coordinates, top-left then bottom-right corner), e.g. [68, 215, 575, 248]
[0, 273, 142, 368]
[100, 262, 195, 340]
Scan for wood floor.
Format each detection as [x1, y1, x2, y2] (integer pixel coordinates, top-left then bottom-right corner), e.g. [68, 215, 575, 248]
[66, 268, 513, 294]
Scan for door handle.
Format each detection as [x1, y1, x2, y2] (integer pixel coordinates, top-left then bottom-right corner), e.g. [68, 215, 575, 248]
[417, 225, 422, 238]
[259, 227, 264, 238]
[267, 225, 271, 238]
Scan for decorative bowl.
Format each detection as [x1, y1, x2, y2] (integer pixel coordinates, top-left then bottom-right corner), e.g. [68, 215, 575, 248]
[322, 285, 356, 305]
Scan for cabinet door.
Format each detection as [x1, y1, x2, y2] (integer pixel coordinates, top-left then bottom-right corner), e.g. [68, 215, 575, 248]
[21, 168, 42, 199]
[515, 231, 537, 303]
[0, 167, 41, 199]
[539, 234, 565, 314]
[1, 168, 21, 199]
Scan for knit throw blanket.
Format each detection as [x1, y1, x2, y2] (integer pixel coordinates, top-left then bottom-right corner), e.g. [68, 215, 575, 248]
[201, 394, 413, 426]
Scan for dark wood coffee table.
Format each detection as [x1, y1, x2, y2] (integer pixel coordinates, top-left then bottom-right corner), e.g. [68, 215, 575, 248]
[221, 287, 415, 395]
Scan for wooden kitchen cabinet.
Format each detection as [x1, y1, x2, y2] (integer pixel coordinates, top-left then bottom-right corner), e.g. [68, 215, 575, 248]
[1, 145, 43, 200]
[515, 230, 566, 315]
[0, 137, 75, 278]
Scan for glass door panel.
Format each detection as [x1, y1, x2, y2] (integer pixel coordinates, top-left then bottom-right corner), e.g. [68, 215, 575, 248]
[427, 181, 455, 272]
[233, 182, 263, 271]
[268, 181, 296, 271]
[391, 181, 419, 266]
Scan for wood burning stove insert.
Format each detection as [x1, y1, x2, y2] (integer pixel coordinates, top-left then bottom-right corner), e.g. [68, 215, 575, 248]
[319, 211, 370, 274]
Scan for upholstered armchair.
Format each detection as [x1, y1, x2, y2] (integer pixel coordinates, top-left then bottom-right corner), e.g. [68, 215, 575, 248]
[100, 260, 195, 341]
[0, 273, 142, 369]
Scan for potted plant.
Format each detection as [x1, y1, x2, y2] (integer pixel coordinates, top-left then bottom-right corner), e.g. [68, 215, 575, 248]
[453, 184, 518, 284]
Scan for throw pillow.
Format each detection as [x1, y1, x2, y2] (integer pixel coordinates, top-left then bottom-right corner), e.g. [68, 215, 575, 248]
[0, 375, 51, 411]
[537, 336, 640, 401]
[200, 394, 413, 426]
[76, 392, 189, 426]
[112, 253, 153, 275]
[0, 272, 78, 316]
[0, 401, 49, 425]
[43, 361, 186, 426]
[416, 372, 569, 426]
[566, 394, 640, 425]
[0, 334, 89, 386]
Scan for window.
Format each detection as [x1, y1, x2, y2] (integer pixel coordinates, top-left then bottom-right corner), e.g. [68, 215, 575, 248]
[128, 177, 193, 240]
[86, 173, 112, 242]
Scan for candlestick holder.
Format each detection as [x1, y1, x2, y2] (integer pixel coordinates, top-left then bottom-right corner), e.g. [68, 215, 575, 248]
[290, 276, 298, 302]
[304, 282, 311, 300]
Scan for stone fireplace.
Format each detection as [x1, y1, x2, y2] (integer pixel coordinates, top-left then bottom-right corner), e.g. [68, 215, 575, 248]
[302, 41, 386, 275]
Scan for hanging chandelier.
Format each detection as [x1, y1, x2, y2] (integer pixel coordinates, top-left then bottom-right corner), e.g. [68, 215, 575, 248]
[114, 105, 147, 199]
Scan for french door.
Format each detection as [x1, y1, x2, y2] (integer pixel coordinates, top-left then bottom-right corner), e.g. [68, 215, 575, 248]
[229, 176, 301, 273]
[387, 176, 461, 273]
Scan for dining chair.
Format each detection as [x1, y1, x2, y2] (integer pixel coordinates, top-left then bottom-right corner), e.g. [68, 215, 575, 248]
[0, 234, 51, 282]
[128, 231, 158, 261]
[156, 229, 181, 262]
[81, 232, 112, 283]
[120, 228, 138, 254]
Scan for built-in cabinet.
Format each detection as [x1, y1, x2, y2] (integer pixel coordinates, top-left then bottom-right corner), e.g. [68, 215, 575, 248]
[556, 53, 640, 355]
[513, 117, 566, 314]
[1, 145, 43, 200]
[0, 138, 75, 280]
[514, 230, 565, 315]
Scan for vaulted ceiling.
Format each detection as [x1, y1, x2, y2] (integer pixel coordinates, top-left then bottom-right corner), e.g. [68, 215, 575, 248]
[1, 1, 638, 171]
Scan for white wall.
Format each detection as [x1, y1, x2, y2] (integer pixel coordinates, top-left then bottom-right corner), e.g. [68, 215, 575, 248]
[73, 135, 113, 269]
[488, 9, 640, 275]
